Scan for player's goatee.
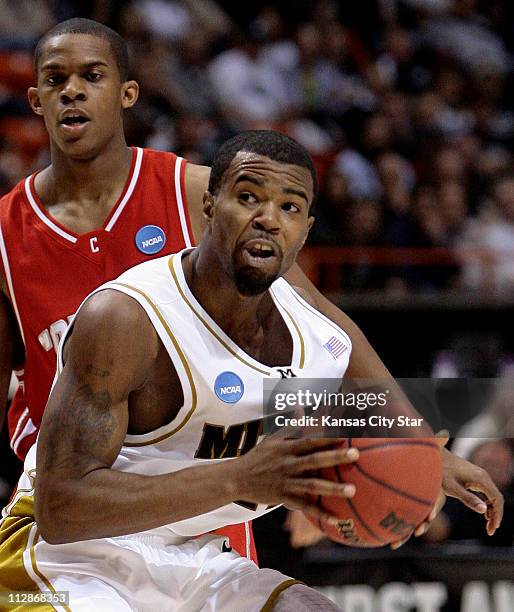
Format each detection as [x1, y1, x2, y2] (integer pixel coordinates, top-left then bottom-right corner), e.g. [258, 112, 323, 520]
[234, 266, 279, 296]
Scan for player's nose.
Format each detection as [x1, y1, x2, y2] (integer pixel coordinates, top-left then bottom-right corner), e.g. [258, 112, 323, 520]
[252, 201, 280, 234]
[60, 75, 87, 103]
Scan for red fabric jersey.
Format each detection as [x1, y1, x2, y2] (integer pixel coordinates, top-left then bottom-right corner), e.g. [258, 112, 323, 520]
[0, 146, 258, 564]
[0, 147, 194, 458]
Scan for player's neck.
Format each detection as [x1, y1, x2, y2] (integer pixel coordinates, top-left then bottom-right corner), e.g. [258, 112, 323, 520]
[37, 139, 133, 205]
[184, 248, 272, 341]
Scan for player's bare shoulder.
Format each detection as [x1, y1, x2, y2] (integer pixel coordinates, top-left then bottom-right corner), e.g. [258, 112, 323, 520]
[184, 163, 211, 241]
[65, 289, 160, 370]
[289, 284, 316, 307]
[184, 162, 210, 193]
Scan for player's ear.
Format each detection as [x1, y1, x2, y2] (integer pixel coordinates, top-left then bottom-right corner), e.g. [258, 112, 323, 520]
[299, 215, 315, 249]
[203, 191, 215, 226]
[121, 80, 139, 109]
[28, 87, 44, 116]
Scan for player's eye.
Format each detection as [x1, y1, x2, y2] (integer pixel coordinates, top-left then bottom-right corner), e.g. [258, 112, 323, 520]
[239, 192, 258, 205]
[281, 202, 301, 213]
[86, 72, 102, 82]
[46, 74, 65, 86]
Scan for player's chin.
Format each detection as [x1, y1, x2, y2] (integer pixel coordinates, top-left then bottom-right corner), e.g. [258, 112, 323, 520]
[57, 136, 101, 161]
[55, 126, 104, 156]
[234, 265, 279, 297]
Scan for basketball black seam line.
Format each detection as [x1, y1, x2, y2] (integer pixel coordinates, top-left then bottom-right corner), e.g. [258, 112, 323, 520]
[334, 463, 386, 545]
[354, 441, 440, 453]
[346, 497, 387, 545]
[353, 463, 434, 507]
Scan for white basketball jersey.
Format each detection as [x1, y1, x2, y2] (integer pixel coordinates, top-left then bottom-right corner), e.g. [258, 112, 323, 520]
[23, 248, 352, 539]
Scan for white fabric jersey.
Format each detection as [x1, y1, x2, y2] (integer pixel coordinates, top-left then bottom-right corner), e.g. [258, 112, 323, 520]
[21, 247, 352, 538]
[1, 247, 352, 610]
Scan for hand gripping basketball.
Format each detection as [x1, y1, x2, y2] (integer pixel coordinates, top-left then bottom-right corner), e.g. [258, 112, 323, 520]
[233, 436, 359, 527]
[305, 437, 443, 548]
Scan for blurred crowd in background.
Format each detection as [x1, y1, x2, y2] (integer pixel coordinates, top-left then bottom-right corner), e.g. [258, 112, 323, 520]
[0, 0, 512, 546]
[1, 0, 514, 293]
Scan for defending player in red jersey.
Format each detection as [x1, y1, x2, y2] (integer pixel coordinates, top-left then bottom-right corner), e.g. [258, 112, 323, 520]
[1, 147, 194, 458]
[0, 18, 504, 553]
[0, 20, 208, 460]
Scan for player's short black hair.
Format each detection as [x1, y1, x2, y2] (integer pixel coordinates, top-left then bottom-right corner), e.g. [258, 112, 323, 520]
[209, 130, 318, 205]
[34, 18, 130, 81]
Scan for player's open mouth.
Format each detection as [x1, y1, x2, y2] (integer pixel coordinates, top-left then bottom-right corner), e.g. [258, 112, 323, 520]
[61, 116, 89, 126]
[241, 239, 278, 267]
[59, 111, 91, 135]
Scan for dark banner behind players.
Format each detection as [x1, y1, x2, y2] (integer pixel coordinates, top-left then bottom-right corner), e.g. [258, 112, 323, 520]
[298, 545, 513, 612]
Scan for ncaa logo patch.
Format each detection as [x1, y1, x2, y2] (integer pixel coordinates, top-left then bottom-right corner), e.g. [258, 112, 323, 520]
[214, 371, 244, 404]
[135, 225, 167, 255]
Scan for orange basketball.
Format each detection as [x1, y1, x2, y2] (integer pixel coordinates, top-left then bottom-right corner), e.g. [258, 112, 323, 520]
[307, 438, 443, 547]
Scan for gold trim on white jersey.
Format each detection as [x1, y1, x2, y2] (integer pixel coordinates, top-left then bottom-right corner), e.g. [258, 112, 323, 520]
[111, 282, 198, 447]
[168, 252, 306, 373]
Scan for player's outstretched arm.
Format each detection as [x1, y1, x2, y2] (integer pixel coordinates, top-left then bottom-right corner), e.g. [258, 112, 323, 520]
[0, 287, 22, 432]
[283, 264, 504, 534]
[35, 289, 358, 545]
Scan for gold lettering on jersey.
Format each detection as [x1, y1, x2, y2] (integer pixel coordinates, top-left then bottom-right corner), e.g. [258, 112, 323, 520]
[194, 418, 264, 459]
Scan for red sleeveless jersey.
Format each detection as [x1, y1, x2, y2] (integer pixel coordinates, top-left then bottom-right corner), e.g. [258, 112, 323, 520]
[0, 147, 195, 458]
[0, 146, 257, 564]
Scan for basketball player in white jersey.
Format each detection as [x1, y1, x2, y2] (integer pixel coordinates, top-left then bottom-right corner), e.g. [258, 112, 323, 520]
[1, 131, 370, 610]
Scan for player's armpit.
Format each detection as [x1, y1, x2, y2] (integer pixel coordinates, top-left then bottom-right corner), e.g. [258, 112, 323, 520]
[184, 162, 211, 243]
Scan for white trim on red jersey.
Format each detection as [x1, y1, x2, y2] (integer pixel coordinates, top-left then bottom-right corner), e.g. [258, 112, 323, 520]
[23, 147, 145, 240]
[244, 522, 251, 559]
[105, 147, 144, 232]
[10, 407, 29, 450]
[174, 157, 193, 247]
[11, 407, 37, 456]
[24, 177, 78, 243]
[0, 222, 26, 344]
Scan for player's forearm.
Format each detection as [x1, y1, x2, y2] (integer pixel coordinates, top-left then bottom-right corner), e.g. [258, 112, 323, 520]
[287, 264, 432, 431]
[35, 459, 243, 544]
